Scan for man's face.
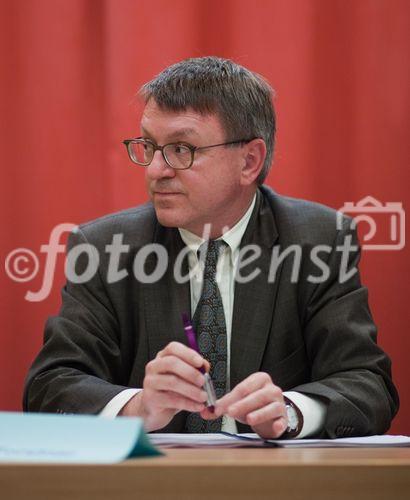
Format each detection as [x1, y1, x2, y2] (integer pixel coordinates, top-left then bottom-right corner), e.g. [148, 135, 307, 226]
[141, 99, 250, 237]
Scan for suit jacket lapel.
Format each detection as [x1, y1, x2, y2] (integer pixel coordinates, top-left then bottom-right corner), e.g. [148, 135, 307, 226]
[230, 189, 280, 391]
[143, 224, 191, 359]
[141, 224, 192, 432]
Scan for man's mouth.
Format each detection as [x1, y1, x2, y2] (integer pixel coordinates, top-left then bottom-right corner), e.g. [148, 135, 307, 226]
[153, 190, 182, 196]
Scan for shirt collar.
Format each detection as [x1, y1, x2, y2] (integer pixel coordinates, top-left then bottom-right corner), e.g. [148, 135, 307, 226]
[178, 193, 256, 266]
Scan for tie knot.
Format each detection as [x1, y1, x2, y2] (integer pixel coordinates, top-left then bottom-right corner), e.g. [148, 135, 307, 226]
[208, 239, 226, 253]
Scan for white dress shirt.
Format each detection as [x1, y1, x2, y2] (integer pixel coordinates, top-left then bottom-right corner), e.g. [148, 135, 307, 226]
[101, 194, 326, 438]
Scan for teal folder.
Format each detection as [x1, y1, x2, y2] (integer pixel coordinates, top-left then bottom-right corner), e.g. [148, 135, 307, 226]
[0, 412, 161, 463]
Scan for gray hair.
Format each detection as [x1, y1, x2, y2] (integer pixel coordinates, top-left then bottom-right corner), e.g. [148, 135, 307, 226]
[139, 56, 276, 184]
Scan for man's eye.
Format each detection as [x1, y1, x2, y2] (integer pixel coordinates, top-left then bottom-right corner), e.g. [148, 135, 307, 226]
[173, 144, 190, 154]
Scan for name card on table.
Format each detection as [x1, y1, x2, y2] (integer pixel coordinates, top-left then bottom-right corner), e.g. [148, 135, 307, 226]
[0, 412, 161, 463]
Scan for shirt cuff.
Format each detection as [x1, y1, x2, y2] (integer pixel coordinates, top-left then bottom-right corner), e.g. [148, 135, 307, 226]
[283, 391, 327, 438]
[100, 388, 142, 418]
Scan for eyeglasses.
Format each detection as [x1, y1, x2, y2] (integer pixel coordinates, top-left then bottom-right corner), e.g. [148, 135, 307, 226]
[122, 137, 254, 170]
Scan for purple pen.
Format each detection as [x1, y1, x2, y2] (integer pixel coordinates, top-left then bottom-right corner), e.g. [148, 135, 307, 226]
[182, 312, 217, 411]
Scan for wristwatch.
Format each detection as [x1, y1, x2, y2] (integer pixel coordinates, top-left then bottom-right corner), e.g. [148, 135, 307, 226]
[282, 396, 304, 438]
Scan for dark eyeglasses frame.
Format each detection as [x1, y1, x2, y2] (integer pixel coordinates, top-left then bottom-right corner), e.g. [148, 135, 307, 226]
[122, 137, 255, 170]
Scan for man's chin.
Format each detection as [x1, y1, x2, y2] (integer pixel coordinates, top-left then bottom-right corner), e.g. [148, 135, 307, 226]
[154, 208, 185, 229]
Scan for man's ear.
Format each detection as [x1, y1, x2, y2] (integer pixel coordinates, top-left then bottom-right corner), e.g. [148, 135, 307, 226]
[240, 139, 267, 186]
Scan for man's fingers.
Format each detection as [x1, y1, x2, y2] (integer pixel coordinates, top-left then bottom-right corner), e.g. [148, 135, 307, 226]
[147, 355, 205, 387]
[245, 401, 286, 427]
[141, 341, 214, 419]
[202, 359, 211, 373]
[271, 416, 288, 437]
[226, 386, 284, 419]
[145, 374, 207, 404]
[157, 341, 206, 370]
[199, 406, 218, 420]
[214, 372, 276, 416]
[157, 391, 204, 412]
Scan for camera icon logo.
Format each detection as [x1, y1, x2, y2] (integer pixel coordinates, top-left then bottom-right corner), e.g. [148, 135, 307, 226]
[337, 196, 405, 251]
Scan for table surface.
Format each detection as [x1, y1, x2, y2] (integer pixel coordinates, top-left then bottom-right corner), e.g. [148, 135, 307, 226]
[131, 446, 410, 464]
[1, 447, 410, 500]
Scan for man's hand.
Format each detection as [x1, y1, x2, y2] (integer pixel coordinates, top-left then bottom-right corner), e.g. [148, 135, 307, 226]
[119, 341, 210, 432]
[201, 372, 288, 439]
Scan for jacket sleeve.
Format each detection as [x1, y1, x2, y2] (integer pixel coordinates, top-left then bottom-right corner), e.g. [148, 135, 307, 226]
[293, 218, 399, 438]
[23, 227, 130, 414]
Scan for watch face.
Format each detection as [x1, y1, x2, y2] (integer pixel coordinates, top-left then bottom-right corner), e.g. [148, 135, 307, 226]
[286, 405, 299, 430]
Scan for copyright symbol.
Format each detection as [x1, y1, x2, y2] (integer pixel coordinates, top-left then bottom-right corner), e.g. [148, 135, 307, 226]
[5, 248, 40, 282]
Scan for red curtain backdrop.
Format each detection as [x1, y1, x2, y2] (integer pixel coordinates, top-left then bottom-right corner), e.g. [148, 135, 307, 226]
[1, 0, 409, 434]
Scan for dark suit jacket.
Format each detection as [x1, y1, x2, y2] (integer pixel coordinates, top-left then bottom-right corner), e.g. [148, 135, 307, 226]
[23, 186, 399, 437]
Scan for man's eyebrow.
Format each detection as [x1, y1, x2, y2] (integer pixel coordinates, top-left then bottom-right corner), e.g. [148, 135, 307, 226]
[140, 127, 201, 142]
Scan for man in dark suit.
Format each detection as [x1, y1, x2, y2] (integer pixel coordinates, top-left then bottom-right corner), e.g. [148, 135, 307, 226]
[23, 57, 399, 439]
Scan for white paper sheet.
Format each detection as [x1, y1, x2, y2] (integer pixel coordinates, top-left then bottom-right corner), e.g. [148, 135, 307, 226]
[151, 432, 410, 448]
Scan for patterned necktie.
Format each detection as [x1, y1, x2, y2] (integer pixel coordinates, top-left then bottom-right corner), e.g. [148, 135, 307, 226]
[185, 239, 228, 432]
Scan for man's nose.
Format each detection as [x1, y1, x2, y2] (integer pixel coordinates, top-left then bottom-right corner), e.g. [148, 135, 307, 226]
[146, 150, 176, 180]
